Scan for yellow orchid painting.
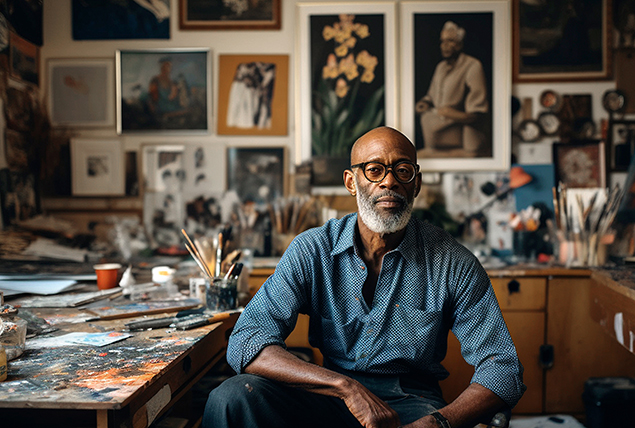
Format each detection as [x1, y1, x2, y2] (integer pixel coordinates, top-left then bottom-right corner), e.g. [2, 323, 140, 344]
[310, 13, 385, 158]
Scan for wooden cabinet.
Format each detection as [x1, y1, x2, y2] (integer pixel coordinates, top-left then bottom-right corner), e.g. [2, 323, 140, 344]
[441, 273, 635, 417]
[440, 277, 546, 414]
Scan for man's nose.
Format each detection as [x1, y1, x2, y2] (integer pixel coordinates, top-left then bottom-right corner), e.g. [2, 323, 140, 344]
[379, 168, 400, 187]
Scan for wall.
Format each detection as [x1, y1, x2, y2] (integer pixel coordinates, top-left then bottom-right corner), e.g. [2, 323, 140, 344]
[40, 0, 620, 198]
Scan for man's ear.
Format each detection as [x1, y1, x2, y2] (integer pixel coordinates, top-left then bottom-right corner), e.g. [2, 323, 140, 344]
[414, 173, 422, 198]
[343, 169, 357, 196]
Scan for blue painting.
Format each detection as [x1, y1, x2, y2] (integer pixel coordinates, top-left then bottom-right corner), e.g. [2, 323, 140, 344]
[72, 0, 170, 40]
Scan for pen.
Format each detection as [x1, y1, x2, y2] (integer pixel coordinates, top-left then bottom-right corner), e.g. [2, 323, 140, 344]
[170, 308, 243, 330]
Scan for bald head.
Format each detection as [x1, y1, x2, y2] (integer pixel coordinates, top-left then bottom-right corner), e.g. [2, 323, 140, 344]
[351, 126, 416, 165]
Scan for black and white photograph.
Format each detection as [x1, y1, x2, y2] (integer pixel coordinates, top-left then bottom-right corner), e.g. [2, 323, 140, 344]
[70, 138, 124, 196]
[226, 147, 284, 204]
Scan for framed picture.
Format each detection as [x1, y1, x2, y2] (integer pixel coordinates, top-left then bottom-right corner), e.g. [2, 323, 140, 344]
[607, 119, 635, 172]
[47, 58, 115, 128]
[217, 54, 289, 136]
[513, 0, 612, 82]
[179, 0, 281, 30]
[116, 49, 210, 134]
[553, 140, 606, 188]
[226, 147, 285, 204]
[400, 0, 510, 172]
[297, 2, 397, 185]
[70, 138, 125, 196]
[72, 0, 170, 40]
[9, 31, 39, 86]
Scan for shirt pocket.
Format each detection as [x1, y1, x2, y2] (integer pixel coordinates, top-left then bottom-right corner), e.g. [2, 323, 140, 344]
[317, 315, 362, 359]
[385, 307, 443, 361]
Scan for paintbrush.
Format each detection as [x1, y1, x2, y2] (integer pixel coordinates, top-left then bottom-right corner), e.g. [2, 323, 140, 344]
[181, 229, 213, 278]
[184, 242, 213, 279]
[170, 308, 243, 330]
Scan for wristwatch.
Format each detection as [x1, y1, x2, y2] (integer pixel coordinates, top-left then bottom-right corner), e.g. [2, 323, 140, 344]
[430, 411, 452, 428]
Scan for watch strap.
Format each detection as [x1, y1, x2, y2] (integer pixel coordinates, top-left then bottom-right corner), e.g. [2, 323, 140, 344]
[430, 411, 452, 428]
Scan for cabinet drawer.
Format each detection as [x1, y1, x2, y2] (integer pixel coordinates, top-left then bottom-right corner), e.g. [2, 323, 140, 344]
[490, 277, 546, 311]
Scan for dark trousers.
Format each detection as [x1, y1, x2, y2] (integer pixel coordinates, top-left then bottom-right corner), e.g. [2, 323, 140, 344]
[203, 368, 447, 428]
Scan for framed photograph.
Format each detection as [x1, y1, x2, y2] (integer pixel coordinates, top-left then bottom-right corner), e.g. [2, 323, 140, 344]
[553, 140, 606, 188]
[72, 0, 170, 40]
[513, 0, 612, 82]
[179, 0, 281, 30]
[70, 138, 125, 196]
[607, 119, 635, 172]
[116, 49, 210, 134]
[47, 58, 115, 128]
[400, 1, 510, 172]
[9, 31, 39, 86]
[217, 54, 289, 136]
[226, 147, 285, 204]
[297, 2, 397, 184]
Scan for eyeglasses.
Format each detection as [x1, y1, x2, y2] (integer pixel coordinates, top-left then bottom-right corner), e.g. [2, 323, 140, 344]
[350, 161, 420, 184]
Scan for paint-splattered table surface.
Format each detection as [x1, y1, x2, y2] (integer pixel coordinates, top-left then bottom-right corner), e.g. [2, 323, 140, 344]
[0, 306, 238, 427]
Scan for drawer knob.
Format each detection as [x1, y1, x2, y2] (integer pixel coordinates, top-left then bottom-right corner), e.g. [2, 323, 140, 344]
[507, 279, 520, 294]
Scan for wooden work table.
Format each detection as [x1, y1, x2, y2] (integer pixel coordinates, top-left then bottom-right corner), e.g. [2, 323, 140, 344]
[0, 306, 239, 428]
[590, 266, 635, 356]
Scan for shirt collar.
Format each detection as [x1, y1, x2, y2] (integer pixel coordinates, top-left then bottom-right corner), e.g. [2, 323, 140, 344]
[331, 213, 419, 264]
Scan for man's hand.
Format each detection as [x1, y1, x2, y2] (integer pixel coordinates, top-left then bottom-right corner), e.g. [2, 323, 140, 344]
[415, 99, 432, 114]
[340, 378, 401, 428]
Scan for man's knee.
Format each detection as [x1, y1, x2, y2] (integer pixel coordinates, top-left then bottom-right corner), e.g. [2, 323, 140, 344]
[203, 374, 280, 428]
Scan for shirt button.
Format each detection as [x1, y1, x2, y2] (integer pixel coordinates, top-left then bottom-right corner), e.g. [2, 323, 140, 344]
[367, 329, 373, 334]
[360, 352, 367, 359]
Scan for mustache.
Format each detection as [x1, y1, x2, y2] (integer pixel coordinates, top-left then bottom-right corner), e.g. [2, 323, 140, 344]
[371, 190, 407, 205]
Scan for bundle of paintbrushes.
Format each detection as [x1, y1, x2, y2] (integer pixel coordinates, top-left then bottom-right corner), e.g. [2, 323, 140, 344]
[180, 227, 242, 278]
[268, 195, 320, 236]
[552, 182, 623, 267]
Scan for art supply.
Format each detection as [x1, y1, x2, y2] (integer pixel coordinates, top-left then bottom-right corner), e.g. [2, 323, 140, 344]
[83, 299, 201, 322]
[124, 312, 207, 331]
[170, 308, 243, 330]
[0, 304, 27, 361]
[181, 229, 214, 279]
[206, 277, 238, 312]
[93, 263, 122, 290]
[189, 277, 208, 305]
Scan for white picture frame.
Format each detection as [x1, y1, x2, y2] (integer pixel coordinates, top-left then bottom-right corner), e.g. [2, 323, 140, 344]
[296, 1, 398, 165]
[47, 58, 115, 128]
[71, 138, 124, 196]
[400, 0, 511, 171]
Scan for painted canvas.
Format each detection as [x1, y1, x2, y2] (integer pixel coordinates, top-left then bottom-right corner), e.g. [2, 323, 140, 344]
[72, 0, 170, 40]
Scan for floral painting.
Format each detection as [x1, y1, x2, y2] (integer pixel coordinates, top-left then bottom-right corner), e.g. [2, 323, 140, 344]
[297, 3, 396, 188]
[311, 14, 384, 158]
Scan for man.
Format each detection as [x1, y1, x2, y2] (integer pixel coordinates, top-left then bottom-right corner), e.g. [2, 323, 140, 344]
[204, 126, 525, 428]
[415, 21, 489, 157]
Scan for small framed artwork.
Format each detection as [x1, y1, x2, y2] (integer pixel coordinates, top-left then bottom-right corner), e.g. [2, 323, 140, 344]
[226, 147, 285, 204]
[400, 0, 511, 172]
[71, 138, 125, 196]
[607, 119, 635, 172]
[47, 58, 115, 128]
[553, 140, 606, 188]
[116, 49, 210, 134]
[9, 31, 39, 86]
[297, 2, 397, 174]
[513, 0, 612, 82]
[72, 0, 170, 40]
[217, 54, 289, 136]
[179, 0, 281, 30]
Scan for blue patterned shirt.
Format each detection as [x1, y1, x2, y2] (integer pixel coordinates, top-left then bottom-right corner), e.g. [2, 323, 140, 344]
[227, 213, 526, 407]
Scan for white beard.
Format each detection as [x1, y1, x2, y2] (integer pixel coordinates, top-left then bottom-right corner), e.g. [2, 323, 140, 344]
[355, 176, 414, 235]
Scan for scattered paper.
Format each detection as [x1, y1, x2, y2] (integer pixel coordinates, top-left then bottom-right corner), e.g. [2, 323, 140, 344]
[0, 279, 77, 295]
[27, 331, 131, 349]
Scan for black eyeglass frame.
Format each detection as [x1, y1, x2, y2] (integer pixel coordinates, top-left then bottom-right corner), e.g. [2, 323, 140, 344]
[350, 161, 421, 184]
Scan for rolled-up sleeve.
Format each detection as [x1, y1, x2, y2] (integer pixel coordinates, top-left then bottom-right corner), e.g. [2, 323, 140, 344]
[450, 259, 526, 407]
